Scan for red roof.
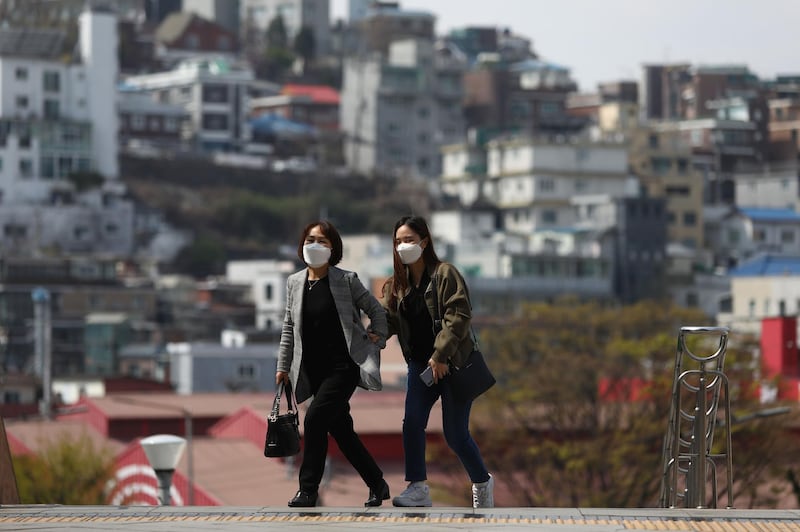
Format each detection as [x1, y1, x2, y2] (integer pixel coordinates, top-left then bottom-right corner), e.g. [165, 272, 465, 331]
[281, 84, 340, 105]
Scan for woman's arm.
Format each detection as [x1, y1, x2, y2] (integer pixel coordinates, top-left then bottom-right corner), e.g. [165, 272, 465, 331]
[349, 272, 388, 348]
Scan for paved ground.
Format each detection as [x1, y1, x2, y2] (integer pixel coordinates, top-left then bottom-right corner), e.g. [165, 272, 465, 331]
[1, 506, 799, 531]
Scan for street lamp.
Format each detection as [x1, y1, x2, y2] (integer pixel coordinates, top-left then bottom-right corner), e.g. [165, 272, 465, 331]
[141, 434, 186, 506]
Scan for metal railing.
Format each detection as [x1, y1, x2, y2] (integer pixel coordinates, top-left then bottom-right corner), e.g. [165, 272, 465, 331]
[659, 326, 734, 509]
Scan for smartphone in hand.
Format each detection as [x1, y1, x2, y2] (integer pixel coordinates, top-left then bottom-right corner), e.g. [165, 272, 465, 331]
[420, 366, 435, 387]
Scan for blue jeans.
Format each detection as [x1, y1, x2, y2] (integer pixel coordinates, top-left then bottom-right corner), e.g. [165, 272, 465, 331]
[402, 360, 490, 484]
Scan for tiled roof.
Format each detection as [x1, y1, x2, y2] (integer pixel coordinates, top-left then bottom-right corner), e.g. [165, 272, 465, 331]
[281, 84, 340, 105]
[730, 254, 800, 276]
[83, 392, 274, 419]
[5, 419, 125, 455]
[0, 28, 65, 59]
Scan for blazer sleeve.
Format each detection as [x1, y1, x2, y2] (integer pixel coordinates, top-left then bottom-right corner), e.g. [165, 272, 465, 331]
[277, 276, 295, 373]
[349, 272, 388, 348]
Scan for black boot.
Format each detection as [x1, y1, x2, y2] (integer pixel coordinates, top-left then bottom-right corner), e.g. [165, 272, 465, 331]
[365, 479, 390, 507]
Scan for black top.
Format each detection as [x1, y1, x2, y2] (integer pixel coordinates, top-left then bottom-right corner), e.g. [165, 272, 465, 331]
[399, 270, 435, 365]
[301, 275, 352, 384]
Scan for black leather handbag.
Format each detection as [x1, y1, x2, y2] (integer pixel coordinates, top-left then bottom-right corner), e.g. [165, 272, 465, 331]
[448, 347, 496, 402]
[431, 270, 496, 402]
[264, 381, 301, 458]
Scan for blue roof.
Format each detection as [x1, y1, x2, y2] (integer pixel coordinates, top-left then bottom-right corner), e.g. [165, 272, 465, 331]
[249, 113, 315, 137]
[739, 207, 800, 222]
[730, 254, 800, 276]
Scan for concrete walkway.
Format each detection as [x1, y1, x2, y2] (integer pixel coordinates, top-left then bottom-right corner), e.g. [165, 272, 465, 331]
[1, 505, 799, 531]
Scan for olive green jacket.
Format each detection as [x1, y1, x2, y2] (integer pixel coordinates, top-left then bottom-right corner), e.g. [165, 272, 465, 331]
[381, 262, 475, 368]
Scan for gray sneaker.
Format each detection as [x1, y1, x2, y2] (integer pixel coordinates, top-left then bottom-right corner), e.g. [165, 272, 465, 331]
[392, 482, 432, 507]
[472, 474, 494, 508]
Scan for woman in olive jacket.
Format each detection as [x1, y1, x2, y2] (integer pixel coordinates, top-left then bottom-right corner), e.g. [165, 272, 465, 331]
[381, 215, 494, 509]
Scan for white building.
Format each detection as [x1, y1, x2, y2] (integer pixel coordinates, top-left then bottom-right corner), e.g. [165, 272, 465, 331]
[442, 136, 636, 234]
[340, 38, 465, 179]
[122, 57, 260, 152]
[226, 259, 295, 331]
[0, 7, 118, 204]
[717, 254, 800, 339]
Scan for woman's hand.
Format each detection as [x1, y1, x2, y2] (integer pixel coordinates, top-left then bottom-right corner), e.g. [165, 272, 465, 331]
[429, 359, 449, 384]
[275, 371, 289, 385]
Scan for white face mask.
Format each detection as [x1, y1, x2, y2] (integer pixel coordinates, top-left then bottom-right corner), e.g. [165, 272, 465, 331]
[303, 242, 331, 268]
[396, 242, 423, 265]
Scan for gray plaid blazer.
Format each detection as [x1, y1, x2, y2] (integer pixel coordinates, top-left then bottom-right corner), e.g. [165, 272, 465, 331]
[277, 266, 388, 404]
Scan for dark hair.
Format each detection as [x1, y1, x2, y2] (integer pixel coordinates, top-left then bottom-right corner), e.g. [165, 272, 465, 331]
[296, 220, 343, 266]
[386, 215, 441, 309]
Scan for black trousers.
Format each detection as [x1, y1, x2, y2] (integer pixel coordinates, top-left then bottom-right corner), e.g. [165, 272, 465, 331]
[298, 365, 384, 494]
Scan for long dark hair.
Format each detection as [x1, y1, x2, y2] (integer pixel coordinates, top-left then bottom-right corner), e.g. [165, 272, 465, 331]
[385, 215, 441, 309]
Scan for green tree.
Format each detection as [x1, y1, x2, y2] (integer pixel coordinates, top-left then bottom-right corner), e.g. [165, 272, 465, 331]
[293, 26, 316, 64]
[67, 171, 104, 192]
[13, 433, 115, 504]
[266, 14, 288, 49]
[432, 298, 800, 508]
[172, 235, 227, 277]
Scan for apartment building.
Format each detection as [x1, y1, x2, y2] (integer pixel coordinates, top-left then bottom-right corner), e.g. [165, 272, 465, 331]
[122, 57, 259, 152]
[340, 38, 465, 178]
[0, 7, 118, 204]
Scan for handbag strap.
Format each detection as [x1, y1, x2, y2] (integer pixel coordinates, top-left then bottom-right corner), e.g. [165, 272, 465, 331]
[270, 381, 297, 419]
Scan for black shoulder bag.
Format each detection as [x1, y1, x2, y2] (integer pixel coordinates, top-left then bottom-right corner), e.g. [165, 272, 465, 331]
[431, 270, 496, 402]
[264, 381, 301, 458]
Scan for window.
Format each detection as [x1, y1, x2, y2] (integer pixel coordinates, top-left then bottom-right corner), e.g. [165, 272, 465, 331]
[754, 229, 766, 242]
[782, 230, 795, 243]
[164, 117, 179, 132]
[538, 178, 554, 192]
[44, 99, 60, 119]
[16, 95, 29, 109]
[648, 134, 659, 148]
[43, 71, 60, 92]
[264, 284, 273, 301]
[3, 391, 20, 403]
[4, 224, 26, 237]
[748, 299, 755, 318]
[19, 159, 33, 177]
[541, 210, 557, 224]
[683, 212, 697, 226]
[202, 113, 228, 130]
[665, 186, 690, 196]
[650, 157, 671, 175]
[202, 84, 229, 103]
[58, 156, 72, 176]
[15, 67, 28, 80]
[41, 157, 54, 178]
[677, 158, 688, 174]
[237, 363, 256, 380]
[131, 115, 145, 130]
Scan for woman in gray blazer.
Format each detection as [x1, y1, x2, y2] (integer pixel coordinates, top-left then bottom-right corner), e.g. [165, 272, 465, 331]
[276, 220, 390, 508]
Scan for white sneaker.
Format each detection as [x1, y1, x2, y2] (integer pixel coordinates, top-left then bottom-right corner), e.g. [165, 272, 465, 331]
[392, 482, 432, 507]
[472, 474, 494, 508]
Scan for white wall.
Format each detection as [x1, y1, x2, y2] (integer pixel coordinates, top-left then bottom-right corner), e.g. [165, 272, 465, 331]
[79, 8, 119, 178]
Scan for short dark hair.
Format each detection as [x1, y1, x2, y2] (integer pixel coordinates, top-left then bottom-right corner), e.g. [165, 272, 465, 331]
[296, 220, 343, 266]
